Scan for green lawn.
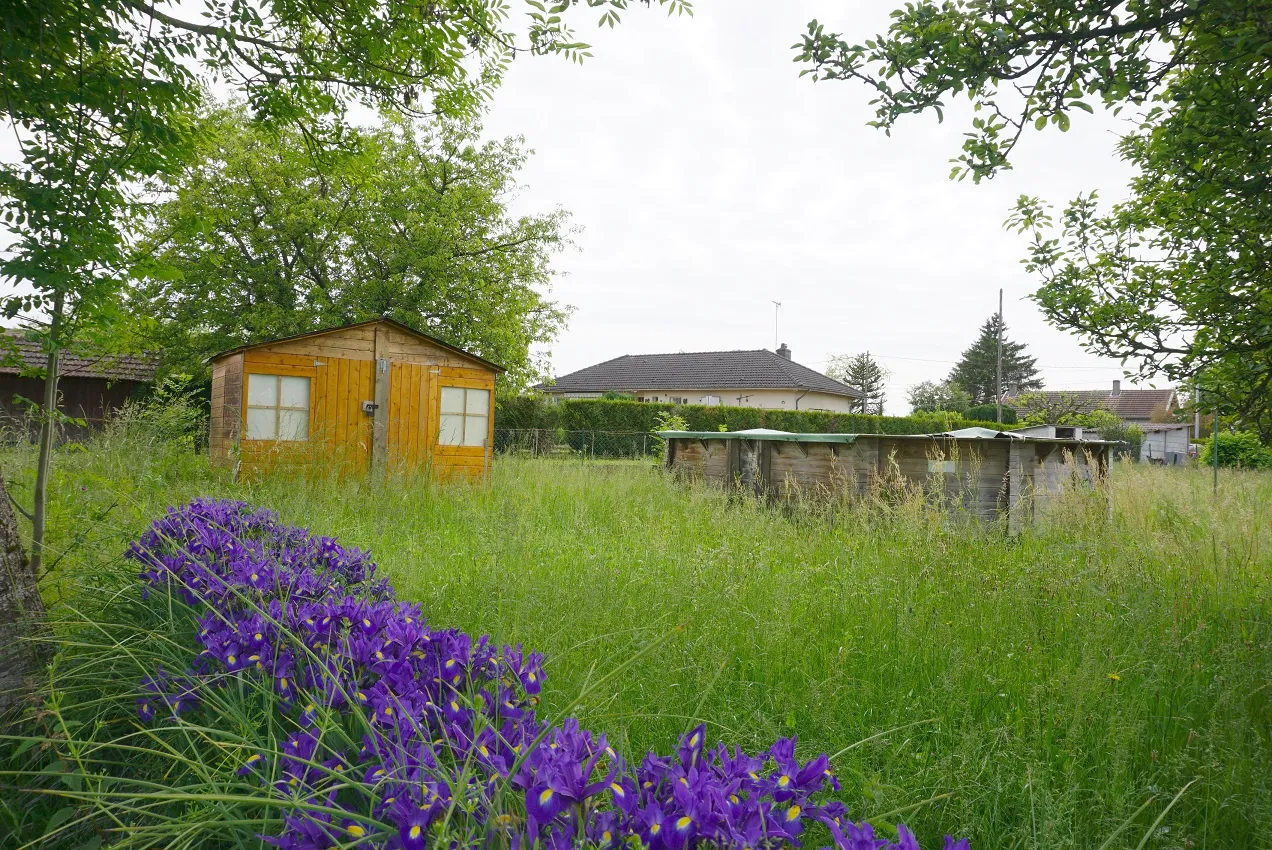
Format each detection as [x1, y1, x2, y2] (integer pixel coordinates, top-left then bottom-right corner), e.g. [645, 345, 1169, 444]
[7, 430, 1272, 849]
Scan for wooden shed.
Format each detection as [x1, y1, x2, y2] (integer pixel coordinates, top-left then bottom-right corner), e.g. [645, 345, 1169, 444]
[660, 427, 1112, 530]
[209, 320, 503, 480]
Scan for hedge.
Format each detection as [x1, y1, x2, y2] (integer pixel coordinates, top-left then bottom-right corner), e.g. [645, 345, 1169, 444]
[495, 396, 984, 437]
[965, 404, 1018, 425]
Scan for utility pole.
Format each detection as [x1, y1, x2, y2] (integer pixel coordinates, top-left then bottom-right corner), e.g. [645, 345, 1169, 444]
[995, 288, 1004, 425]
[772, 300, 781, 350]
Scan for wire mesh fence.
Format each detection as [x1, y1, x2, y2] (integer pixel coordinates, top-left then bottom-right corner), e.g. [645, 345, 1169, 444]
[494, 429, 659, 460]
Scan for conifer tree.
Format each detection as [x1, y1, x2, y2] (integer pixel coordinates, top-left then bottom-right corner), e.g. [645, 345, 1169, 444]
[948, 315, 1042, 405]
[827, 351, 888, 414]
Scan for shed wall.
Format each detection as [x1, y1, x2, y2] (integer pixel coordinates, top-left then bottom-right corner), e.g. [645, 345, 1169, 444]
[212, 323, 496, 481]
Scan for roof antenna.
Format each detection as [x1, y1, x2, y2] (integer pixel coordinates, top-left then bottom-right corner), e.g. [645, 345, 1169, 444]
[771, 301, 781, 350]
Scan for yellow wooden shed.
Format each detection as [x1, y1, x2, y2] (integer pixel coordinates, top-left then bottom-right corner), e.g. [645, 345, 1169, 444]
[208, 319, 503, 480]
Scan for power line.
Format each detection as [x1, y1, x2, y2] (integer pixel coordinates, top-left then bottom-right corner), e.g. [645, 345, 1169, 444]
[806, 352, 1126, 370]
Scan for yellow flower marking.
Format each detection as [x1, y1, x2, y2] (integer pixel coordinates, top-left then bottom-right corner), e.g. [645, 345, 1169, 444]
[254, 633, 263, 641]
[777, 775, 790, 788]
[279, 677, 289, 689]
[246, 754, 262, 764]
[250, 573, 259, 582]
[539, 789, 554, 805]
[409, 825, 422, 840]
[677, 816, 692, 830]
[346, 824, 365, 837]
[227, 654, 236, 665]
[610, 782, 625, 797]
[649, 823, 661, 835]
[786, 805, 801, 822]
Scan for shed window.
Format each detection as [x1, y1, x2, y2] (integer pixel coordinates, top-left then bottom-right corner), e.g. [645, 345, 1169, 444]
[246, 374, 310, 441]
[439, 387, 490, 447]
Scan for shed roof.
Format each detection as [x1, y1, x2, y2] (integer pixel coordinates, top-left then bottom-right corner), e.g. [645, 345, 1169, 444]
[208, 318, 505, 372]
[0, 330, 159, 382]
[540, 349, 863, 398]
[658, 428, 1116, 446]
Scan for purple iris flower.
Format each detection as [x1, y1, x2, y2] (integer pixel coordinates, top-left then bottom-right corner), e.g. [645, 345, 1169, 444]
[127, 500, 968, 850]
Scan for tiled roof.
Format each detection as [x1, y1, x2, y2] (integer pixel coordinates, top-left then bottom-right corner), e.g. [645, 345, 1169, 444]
[1003, 388, 1177, 420]
[0, 331, 159, 382]
[539, 350, 863, 398]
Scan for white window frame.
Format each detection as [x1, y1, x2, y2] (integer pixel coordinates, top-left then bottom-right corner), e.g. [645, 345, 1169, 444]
[439, 386, 490, 447]
[245, 373, 311, 442]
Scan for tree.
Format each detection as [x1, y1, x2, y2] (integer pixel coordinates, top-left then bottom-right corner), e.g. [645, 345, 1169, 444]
[907, 380, 971, 415]
[826, 351, 888, 414]
[794, 1, 1272, 439]
[948, 314, 1042, 405]
[0, 0, 691, 701]
[129, 107, 570, 391]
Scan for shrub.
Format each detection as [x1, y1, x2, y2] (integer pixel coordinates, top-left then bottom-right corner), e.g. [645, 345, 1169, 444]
[10, 500, 966, 850]
[1200, 430, 1272, 469]
[651, 410, 689, 461]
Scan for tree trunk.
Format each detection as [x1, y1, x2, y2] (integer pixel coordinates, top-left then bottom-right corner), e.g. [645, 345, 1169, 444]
[30, 295, 63, 576]
[0, 470, 47, 716]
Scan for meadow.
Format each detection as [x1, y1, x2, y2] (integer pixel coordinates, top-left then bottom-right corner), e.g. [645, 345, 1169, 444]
[4, 428, 1271, 849]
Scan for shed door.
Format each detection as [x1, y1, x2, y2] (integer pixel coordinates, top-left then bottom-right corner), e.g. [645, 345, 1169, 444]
[387, 362, 434, 470]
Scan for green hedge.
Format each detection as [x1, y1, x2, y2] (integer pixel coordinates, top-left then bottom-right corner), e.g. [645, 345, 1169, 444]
[965, 404, 1018, 425]
[495, 396, 984, 437]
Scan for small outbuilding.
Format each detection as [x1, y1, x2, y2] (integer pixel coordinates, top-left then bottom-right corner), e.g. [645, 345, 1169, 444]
[209, 319, 502, 480]
[660, 427, 1112, 530]
[1138, 423, 1191, 465]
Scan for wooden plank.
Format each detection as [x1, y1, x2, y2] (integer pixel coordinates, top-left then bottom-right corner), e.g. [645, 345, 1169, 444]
[335, 357, 350, 448]
[243, 351, 324, 368]
[371, 325, 390, 475]
[407, 363, 420, 467]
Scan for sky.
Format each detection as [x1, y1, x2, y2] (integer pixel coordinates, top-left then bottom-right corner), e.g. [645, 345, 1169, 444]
[477, 0, 1149, 413]
[0, 1, 1159, 415]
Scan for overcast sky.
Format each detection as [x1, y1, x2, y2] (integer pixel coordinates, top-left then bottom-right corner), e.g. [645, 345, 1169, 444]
[0, 1, 1159, 415]
[480, 0, 1149, 413]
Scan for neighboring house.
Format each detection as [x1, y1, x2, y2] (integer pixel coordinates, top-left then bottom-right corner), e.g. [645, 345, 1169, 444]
[0, 330, 159, 440]
[1003, 380, 1178, 427]
[1139, 423, 1191, 465]
[208, 319, 501, 480]
[537, 344, 864, 412]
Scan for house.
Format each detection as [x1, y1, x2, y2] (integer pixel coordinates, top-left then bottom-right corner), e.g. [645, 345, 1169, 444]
[1003, 380, 1178, 427]
[1138, 423, 1191, 465]
[208, 319, 502, 480]
[660, 427, 1111, 532]
[0, 330, 159, 440]
[538, 344, 864, 412]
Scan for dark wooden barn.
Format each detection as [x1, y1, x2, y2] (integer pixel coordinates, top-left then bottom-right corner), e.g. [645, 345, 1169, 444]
[0, 331, 159, 440]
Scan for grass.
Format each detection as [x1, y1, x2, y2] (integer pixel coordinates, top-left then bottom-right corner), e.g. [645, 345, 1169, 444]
[4, 428, 1271, 849]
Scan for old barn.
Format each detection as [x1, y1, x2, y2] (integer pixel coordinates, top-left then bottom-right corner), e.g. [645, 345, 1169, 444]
[660, 427, 1111, 530]
[209, 320, 502, 479]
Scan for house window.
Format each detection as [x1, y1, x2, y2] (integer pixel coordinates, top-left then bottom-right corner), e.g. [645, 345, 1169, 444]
[440, 387, 490, 447]
[246, 374, 310, 441]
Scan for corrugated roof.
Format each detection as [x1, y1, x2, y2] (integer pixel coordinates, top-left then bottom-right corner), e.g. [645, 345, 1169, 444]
[0, 331, 159, 382]
[1003, 388, 1177, 420]
[540, 350, 863, 398]
[659, 429, 1117, 446]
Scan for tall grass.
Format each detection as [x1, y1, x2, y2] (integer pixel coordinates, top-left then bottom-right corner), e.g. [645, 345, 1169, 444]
[3, 428, 1271, 849]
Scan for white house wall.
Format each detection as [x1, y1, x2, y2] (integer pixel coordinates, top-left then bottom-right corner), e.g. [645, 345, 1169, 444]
[546, 387, 857, 413]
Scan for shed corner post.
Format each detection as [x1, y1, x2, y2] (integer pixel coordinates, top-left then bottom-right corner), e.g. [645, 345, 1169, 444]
[370, 323, 391, 481]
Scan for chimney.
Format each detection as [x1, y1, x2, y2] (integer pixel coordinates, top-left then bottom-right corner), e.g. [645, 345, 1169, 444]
[1007, 380, 1019, 397]
[1111, 379, 1121, 397]
[776, 343, 791, 360]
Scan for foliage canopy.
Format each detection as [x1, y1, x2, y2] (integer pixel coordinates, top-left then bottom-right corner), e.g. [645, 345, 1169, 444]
[130, 107, 570, 390]
[796, 0, 1272, 439]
